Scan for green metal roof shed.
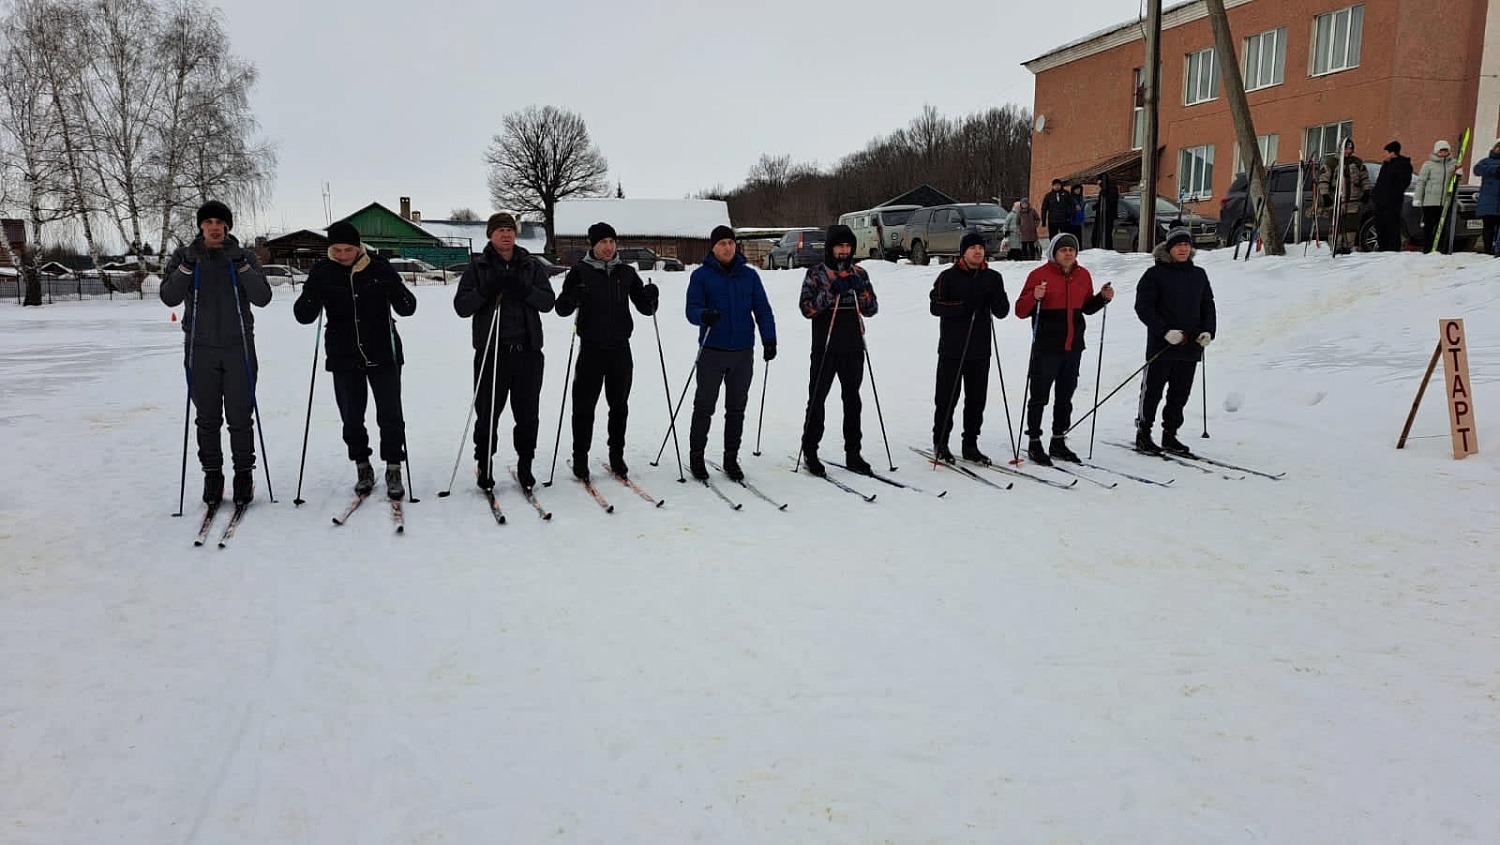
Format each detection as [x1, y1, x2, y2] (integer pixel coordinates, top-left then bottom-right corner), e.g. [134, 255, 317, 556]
[337, 202, 468, 266]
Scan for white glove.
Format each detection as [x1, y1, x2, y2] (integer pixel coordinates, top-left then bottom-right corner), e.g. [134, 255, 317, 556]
[1165, 329, 1186, 345]
[1197, 332, 1213, 348]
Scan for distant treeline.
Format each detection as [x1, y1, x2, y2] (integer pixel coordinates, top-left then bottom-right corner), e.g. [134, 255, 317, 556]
[700, 104, 1033, 226]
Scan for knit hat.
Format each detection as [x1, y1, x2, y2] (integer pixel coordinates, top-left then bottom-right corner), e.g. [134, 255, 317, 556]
[1383, 141, 1401, 154]
[326, 220, 360, 247]
[1048, 232, 1079, 258]
[486, 212, 518, 237]
[196, 200, 233, 230]
[709, 224, 736, 245]
[959, 230, 987, 253]
[1163, 227, 1194, 249]
[587, 221, 616, 246]
[825, 224, 856, 250]
[1435, 140, 1452, 154]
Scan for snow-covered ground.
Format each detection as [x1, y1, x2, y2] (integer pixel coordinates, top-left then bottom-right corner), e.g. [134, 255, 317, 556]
[3, 245, 1497, 843]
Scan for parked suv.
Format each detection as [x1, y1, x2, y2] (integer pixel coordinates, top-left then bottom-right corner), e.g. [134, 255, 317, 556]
[837, 204, 922, 261]
[1216, 161, 1482, 252]
[766, 228, 826, 270]
[902, 203, 1007, 265]
[617, 246, 685, 272]
[1082, 193, 1219, 252]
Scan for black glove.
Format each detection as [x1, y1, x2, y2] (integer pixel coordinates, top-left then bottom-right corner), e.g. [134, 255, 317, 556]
[641, 282, 659, 315]
[763, 341, 776, 362]
[830, 275, 852, 296]
[700, 308, 721, 327]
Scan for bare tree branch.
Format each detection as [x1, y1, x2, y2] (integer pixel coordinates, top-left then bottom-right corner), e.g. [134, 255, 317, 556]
[484, 105, 608, 255]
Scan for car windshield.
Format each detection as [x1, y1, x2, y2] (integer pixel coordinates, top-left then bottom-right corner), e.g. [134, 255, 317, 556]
[963, 206, 1006, 223]
[880, 209, 916, 225]
[1122, 195, 1188, 215]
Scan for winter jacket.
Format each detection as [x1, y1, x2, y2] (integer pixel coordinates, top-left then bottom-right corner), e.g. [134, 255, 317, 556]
[1015, 204, 1040, 242]
[685, 251, 776, 351]
[1373, 154, 1414, 210]
[1015, 234, 1108, 353]
[799, 256, 877, 356]
[160, 234, 272, 348]
[1413, 154, 1458, 207]
[453, 243, 556, 352]
[1070, 193, 1086, 226]
[1040, 189, 1073, 231]
[554, 252, 658, 347]
[1315, 153, 1370, 211]
[1473, 149, 1500, 216]
[293, 249, 416, 372]
[1134, 242, 1216, 363]
[929, 258, 1009, 360]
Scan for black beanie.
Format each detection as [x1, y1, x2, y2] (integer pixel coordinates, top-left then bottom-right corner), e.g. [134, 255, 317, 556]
[326, 220, 360, 247]
[1384, 140, 1401, 154]
[197, 200, 233, 230]
[709, 224, 735, 245]
[960, 230, 987, 253]
[587, 221, 617, 246]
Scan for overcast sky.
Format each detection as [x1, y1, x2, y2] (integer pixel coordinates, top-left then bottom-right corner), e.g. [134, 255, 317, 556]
[218, 0, 1148, 234]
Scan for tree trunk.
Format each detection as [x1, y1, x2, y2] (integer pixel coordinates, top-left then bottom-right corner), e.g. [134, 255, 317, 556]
[1205, 0, 1283, 255]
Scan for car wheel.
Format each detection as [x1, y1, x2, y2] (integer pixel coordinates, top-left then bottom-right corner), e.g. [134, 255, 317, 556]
[910, 241, 928, 266]
[1358, 217, 1378, 253]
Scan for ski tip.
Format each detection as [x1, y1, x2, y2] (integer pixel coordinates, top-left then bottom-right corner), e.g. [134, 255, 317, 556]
[777, 503, 789, 511]
[654, 499, 666, 508]
[937, 491, 948, 498]
[605, 505, 615, 514]
[193, 539, 205, 547]
[732, 504, 744, 511]
[396, 525, 405, 534]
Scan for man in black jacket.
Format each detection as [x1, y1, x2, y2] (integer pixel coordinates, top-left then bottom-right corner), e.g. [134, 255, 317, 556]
[454, 212, 556, 490]
[929, 231, 1009, 464]
[1374, 141, 1414, 251]
[796, 224, 878, 476]
[554, 222, 660, 480]
[160, 200, 272, 506]
[1039, 179, 1073, 240]
[1133, 227, 1217, 456]
[293, 221, 418, 499]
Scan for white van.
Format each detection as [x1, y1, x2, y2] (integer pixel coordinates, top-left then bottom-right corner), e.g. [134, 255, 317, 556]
[837, 204, 923, 261]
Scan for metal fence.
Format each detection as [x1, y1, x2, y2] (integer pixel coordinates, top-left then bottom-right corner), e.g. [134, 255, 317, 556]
[0, 274, 148, 303]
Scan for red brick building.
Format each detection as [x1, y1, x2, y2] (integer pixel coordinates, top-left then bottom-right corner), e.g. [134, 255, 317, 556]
[1023, 0, 1500, 221]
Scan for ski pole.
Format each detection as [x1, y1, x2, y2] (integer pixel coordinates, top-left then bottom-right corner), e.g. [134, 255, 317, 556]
[794, 294, 841, 473]
[751, 359, 770, 456]
[401, 433, 420, 503]
[438, 307, 500, 496]
[937, 310, 978, 457]
[171, 267, 202, 517]
[988, 316, 1018, 465]
[1065, 347, 1168, 435]
[229, 264, 274, 503]
[1088, 299, 1107, 460]
[543, 323, 578, 487]
[857, 303, 896, 472]
[1200, 345, 1210, 439]
[651, 325, 708, 481]
[292, 312, 322, 506]
[650, 311, 684, 479]
[1012, 297, 1041, 464]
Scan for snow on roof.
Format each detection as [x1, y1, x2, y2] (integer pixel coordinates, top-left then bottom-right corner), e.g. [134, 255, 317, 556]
[419, 219, 546, 254]
[553, 199, 730, 238]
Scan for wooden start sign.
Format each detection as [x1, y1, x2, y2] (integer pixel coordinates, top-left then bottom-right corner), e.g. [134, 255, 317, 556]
[1397, 318, 1480, 458]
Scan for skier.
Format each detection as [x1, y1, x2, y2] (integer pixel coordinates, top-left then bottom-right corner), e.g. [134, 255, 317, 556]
[1372, 141, 1414, 251]
[292, 220, 417, 499]
[1472, 138, 1500, 255]
[1133, 227, 1216, 456]
[160, 200, 272, 506]
[553, 221, 660, 480]
[796, 224, 879, 477]
[684, 225, 776, 482]
[1413, 140, 1459, 253]
[1014, 232, 1113, 466]
[929, 231, 1010, 464]
[1315, 138, 1370, 254]
[454, 212, 556, 491]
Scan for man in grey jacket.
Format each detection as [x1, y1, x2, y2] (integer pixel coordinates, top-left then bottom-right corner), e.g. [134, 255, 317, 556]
[160, 201, 273, 506]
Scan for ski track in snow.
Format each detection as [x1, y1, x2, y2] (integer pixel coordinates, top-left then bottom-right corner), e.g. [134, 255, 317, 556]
[1, 247, 1497, 843]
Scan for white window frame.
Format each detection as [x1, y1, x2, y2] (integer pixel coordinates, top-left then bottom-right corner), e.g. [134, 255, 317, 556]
[1312, 5, 1364, 76]
[1234, 134, 1281, 174]
[1244, 27, 1287, 91]
[1304, 121, 1353, 160]
[1131, 68, 1145, 151]
[1179, 144, 1215, 202]
[1184, 48, 1219, 106]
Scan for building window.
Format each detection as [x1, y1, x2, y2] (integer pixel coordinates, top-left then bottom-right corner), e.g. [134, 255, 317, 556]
[1304, 121, 1353, 160]
[1234, 134, 1281, 173]
[1184, 48, 1219, 105]
[1179, 144, 1215, 201]
[1312, 5, 1363, 75]
[1244, 27, 1286, 90]
[1131, 68, 1145, 151]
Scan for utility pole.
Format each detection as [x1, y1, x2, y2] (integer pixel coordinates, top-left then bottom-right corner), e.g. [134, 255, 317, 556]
[1206, 0, 1283, 255]
[1138, 0, 1162, 252]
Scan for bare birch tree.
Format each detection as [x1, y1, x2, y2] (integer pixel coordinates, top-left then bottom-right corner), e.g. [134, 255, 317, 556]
[485, 105, 609, 255]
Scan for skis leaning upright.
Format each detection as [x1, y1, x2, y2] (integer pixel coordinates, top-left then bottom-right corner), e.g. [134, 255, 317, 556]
[1430, 128, 1472, 253]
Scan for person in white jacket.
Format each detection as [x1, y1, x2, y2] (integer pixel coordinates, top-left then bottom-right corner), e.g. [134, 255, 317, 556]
[1412, 139, 1461, 252]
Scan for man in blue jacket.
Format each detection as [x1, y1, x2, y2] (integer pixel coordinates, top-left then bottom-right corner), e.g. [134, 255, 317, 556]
[684, 225, 776, 481]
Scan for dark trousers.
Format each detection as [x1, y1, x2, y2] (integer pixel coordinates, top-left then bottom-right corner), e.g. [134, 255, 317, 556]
[933, 355, 988, 444]
[1022, 241, 1039, 260]
[1421, 206, 1453, 253]
[188, 343, 257, 473]
[571, 343, 633, 457]
[1137, 357, 1198, 433]
[802, 349, 864, 454]
[1483, 214, 1500, 255]
[1375, 203, 1403, 251]
[1026, 349, 1083, 438]
[332, 366, 405, 463]
[472, 346, 544, 464]
[690, 347, 754, 457]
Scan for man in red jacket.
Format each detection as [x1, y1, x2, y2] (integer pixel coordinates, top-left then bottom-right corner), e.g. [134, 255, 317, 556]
[1015, 232, 1112, 466]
